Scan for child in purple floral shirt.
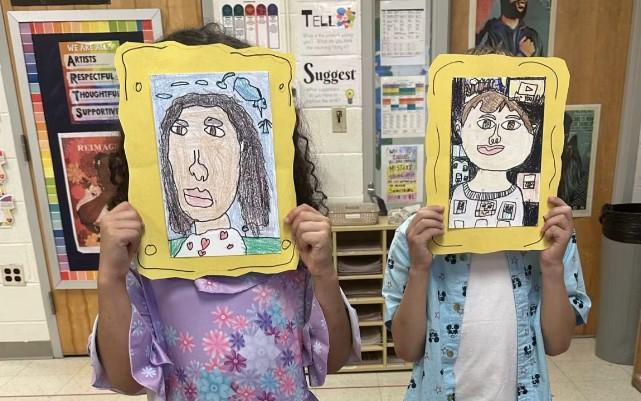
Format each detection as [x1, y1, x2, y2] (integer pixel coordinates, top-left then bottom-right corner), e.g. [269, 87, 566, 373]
[89, 24, 361, 401]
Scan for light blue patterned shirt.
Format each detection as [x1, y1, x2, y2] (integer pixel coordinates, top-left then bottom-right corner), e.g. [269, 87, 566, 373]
[383, 218, 591, 401]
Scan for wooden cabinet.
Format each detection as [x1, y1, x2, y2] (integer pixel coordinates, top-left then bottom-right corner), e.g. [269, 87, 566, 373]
[332, 217, 412, 372]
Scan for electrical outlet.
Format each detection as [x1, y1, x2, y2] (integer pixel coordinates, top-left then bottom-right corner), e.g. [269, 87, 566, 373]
[331, 107, 347, 133]
[1, 264, 26, 286]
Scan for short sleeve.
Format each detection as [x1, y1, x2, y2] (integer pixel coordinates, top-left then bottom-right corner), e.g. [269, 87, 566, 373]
[383, 218, 413, 331]
[302, 274, 361, 386]
[562, 233, 591, 325]
[88, 270, 172, 399]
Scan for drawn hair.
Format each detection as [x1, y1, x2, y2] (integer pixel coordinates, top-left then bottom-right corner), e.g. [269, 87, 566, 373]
[107, 23, 327, 215]
[461, 91, 534, 134]
[159, 93, 269, 236]
[466, 44, 511, 56]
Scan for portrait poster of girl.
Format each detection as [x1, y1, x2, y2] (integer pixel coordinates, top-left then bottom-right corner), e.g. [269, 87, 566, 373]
[150, 72, 280, 258]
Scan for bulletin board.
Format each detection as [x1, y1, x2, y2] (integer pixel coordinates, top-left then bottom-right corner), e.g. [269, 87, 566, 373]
[7, 9, 163, 289]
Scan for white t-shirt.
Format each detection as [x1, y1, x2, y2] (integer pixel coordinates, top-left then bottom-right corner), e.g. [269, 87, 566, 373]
[449, 182, 525, 229]
[454, 252, 517, 401]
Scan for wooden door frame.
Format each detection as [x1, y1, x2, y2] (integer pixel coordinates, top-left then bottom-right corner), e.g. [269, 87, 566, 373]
[613, 0, 641, 204]
[0, 2, 62, 358]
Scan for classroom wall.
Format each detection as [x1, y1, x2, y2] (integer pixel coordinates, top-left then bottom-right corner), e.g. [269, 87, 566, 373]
[0, 65, 50, 344]
[451, 0, 635, 336]
[287, 0, 364, 204]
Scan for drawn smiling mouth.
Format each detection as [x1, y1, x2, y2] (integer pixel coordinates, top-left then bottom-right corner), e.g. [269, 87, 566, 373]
[184, 188, 214, 208]
[477, 145, 505, 155]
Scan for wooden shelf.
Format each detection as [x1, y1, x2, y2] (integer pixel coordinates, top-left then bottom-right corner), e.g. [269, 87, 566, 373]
[336, 249, 383, 256]
[347, 296, 384, 305]
[361, 344, 384, 352]
[332, 216, 405, 373]
[338, 274, 383, 281]
[331, 216, 398, 232]
[359, 320, 384, 327]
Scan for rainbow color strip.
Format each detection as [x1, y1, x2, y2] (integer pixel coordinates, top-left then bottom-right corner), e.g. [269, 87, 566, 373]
[19, 20, 154, 282]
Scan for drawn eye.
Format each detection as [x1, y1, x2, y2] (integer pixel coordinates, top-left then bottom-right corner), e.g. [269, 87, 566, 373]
[170, 119, 188, 136]
[204, 125, 225, 138]
[501, 120, 522, 130]
[477, 118, 495, 130]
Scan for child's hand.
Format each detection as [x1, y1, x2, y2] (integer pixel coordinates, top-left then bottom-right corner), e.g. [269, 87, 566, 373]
[98, 202, 144, 282]
[540, 196, 574, 269]
[286, 204, 333, 279]
[406, 206, 444, 272]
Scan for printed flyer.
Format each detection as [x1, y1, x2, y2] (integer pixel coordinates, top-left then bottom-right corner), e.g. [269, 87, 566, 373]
[58, 132, 121, 253]
[381, 144, 424, 204]
[59, 41, 120, 124]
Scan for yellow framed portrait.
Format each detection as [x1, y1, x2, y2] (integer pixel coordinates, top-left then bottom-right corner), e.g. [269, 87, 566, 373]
[115, 41, 298, 279]
[426, 54, 569, 254]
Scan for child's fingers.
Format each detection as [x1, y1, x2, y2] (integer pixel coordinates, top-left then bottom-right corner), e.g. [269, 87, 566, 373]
[285, 204, 319, 224]
[414, 227, 444, 246]
[547, 196, 568, 208]
[543, 225, 565, 243]
[408, 209, 444, 237]
[541, 214, 570, 235]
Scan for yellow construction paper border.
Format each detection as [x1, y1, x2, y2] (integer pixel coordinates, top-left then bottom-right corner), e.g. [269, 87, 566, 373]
[115, 41, 298, 279]
[426, 54, 569, 254]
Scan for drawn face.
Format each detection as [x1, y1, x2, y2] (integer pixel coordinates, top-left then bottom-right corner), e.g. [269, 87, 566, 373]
[460, 102, 533, 171]
[167, 105, 241, 223]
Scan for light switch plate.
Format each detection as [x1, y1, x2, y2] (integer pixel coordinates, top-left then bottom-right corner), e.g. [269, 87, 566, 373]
[331, 107, 347, 133]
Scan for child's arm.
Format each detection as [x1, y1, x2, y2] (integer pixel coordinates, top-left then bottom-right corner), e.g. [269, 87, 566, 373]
[390, 206, 444, 362]
[95, 202, 144, 394]
[286, 205, 353, 372]
[539, 196, 581, 355]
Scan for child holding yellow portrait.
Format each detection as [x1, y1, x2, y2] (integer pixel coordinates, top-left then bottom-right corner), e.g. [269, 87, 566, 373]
[89, 24, 360, 401]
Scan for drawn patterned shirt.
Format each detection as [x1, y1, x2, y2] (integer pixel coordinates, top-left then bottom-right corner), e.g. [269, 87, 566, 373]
[89, 267, 361, 401]
[449, 182, 525, 229]
[383, 217, 591, 401]
[174, 228, 247, 257]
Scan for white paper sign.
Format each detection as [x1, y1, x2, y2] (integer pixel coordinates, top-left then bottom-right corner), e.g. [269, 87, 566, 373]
[296, 56, 361, 107]
[380, 0, 428, 66]
[382, 144, 425, 204]
[381, 75, 426, 138]
[292, 1, 361, 56]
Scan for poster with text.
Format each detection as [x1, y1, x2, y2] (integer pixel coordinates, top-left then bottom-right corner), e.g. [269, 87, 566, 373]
[59, 41, 120, 124]
[381, 75, 426, 138]
[292, 1, 360, 56]
[382, 144, 424, 204]
[380, 0, 428, 66]
[58, 132, 120, 253]
[296, 55, 361, 107]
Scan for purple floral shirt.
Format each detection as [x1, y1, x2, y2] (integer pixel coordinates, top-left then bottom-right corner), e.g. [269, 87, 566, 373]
[89, 267, 361, 401]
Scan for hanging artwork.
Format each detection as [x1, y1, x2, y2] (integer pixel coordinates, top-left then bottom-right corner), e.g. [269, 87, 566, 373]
[426, 54, 569, 254]
[7, 9, 162, 288]
[116, 41, 297, 279]
[559, 104, 601, 217]
[470, 0, 556, 57]
[58, 132, 121, 253]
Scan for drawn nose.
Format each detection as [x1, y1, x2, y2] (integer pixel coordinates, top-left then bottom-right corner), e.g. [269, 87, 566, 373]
[188, 149, 209, 182]
[488, 127, 502, 145]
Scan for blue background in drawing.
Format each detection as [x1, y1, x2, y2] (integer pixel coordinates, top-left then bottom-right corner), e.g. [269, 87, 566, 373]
[149, 72, 279, 241]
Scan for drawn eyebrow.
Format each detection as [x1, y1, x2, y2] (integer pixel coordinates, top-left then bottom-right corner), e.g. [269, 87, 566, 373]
[479, 114, 496, 120]
[505, 115, 521, 119]
[173, 119, 188, 127]
[204, 116, 224, 127]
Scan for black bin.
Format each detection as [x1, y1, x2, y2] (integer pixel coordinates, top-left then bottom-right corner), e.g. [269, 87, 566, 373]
[595, 203, 641, 364]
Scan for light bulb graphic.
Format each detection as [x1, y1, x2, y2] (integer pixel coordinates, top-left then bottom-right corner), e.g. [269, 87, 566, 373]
[345, 89, 355, 105]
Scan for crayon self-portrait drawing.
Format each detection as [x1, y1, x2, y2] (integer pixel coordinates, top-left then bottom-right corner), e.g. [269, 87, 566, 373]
[115, 42, 298, 279]
[426, 54, 569, 254]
